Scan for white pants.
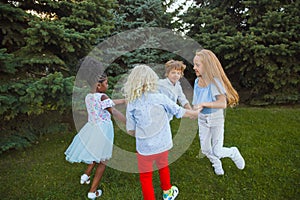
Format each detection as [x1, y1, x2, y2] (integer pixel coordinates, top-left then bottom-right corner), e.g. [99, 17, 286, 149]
[198, 110, 234, 167]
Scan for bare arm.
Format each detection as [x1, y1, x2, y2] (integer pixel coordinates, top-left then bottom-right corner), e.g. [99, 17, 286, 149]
[183, 108, 201, 119]
[101, 96, 126, 123]
[127, 130, 135, 137]
[112, 99, 126, 105]
[112, 108, 126, 125]
[183, 103, 192, 110]
[100, 94, 114, 115]
[195, 94, 227, 110]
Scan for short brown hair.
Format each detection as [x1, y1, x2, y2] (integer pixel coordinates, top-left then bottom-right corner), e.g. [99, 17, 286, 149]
[164, 60, 186, 77]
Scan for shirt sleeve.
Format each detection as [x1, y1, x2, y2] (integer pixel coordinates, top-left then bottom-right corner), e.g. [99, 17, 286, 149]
[100, 98, 115, 110]
[210, 78, 226, 99]
[126, 104, 136, 131]
[192, 78, 198, 105]
[161, 94, 186, 118]
[177, 83, 189, 107]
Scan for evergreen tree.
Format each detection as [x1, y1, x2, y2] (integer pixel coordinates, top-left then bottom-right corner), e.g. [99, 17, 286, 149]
[0, 0, 116, 152]
[104, 0, 179, 78]
[179, 0, 300, 105]
[18, 0, 115, 74]
[0, 2, 33, 78]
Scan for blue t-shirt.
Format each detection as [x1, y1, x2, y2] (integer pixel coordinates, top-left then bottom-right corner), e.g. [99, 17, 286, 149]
[192, 78, 226, 114]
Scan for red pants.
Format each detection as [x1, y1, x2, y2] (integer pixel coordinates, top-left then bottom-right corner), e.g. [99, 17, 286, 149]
[137, 151, 172, 200]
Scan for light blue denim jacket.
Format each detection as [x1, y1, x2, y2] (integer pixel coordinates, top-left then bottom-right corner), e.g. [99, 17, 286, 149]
[126, 92, 186, 155]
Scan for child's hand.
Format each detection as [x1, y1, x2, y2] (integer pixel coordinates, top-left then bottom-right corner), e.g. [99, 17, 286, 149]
[189, 109, 201, 120]
[184, 107, 201, 119]
[193, 104, 203, 111]
[127, 130, 135, 137]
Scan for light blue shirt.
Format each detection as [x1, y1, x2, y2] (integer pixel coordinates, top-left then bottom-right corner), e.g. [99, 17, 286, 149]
[126, 92, 186, 155]
[192, 78, 226, 114]
[158, 78, 189, 106]
[158, 78, 189, 120]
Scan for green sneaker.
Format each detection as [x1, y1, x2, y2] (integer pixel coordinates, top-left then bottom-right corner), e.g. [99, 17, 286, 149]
[163, 186, 179, 200]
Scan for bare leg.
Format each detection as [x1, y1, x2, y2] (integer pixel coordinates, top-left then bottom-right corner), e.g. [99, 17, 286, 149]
[85, 162, 96, 176]
[89, 161, 106, 193]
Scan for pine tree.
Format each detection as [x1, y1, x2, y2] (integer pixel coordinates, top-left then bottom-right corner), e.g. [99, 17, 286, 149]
[103, 0, 177, 77]
[0, 0, 116, 152]
[179, 0, 300, 104]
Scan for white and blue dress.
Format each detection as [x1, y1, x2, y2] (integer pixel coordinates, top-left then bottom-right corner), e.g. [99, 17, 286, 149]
[65, 93, 115, 164]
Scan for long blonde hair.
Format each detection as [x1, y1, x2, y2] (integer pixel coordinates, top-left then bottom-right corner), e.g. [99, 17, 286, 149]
[123, 64, 159, 102]
[196, 49, 239, 107]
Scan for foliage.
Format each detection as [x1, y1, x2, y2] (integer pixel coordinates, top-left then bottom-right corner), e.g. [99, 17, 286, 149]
[0, 48, 17, 74]
[179, 0, 300, 105]
[0, 107, 299, 199]
[0, 1, 116, 153]
[1, 0, 299, 154]
[0, 72, 74, 153]
[1, 0, 116, 74]
[0, 72, 74, 120]
[0, 2, 32, 52]
[105, 0, 178, 78]
[0, 111, 70, 154]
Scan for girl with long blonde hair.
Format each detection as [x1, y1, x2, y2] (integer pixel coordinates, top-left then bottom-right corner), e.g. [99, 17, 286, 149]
[192, 49, 245, 175]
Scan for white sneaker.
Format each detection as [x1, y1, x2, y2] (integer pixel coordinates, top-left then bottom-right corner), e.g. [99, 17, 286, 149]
[212, 159, 224, 175]
[214, 166, 224, 176]
[88, 189, 102, 200]
[231, 147, 245, 170]
[80, 174, 90, 184]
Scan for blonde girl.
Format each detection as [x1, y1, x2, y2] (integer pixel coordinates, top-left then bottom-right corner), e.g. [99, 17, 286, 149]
[192, 49, 245, 175]
[124, 64, 199, 200]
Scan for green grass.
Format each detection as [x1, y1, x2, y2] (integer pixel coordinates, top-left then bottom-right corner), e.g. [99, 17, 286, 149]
[0, 107, 299, 199]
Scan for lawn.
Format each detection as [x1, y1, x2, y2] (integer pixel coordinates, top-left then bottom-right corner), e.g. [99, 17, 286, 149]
[0, 107, 299, 200]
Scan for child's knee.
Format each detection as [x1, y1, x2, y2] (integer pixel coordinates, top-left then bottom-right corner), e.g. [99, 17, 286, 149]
[212, 148, 222, 158]
[201, 148, 210, 156]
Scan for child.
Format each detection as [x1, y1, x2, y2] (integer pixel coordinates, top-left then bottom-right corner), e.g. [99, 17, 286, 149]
[123, 64, 200, 200]
[158, 60, 192, 113]
[65, 74, 125, 199]
[192, 49, 245, 175]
